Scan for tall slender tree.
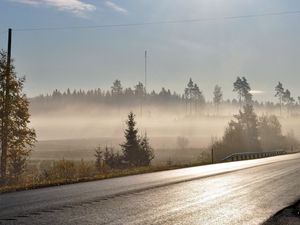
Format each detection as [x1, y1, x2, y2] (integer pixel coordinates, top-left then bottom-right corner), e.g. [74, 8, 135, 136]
[283, 89, 295, 114]
[134, 82, 145, 116]
[233, 77, 252, 107]
[111, 79, 123, 97]
[0, 50, 36, 182]
[233, 77, 243, 107]
[111, 79, 123, 113]
[275, 82, 285, 115]
[193, 83, 205, 114]
[213, 85, 223, 114]
[184, 78, 194, 115]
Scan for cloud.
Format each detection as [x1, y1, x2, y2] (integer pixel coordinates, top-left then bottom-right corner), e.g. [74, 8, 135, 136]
[10, 0, 96, 16]
[105, 1, 128, 15]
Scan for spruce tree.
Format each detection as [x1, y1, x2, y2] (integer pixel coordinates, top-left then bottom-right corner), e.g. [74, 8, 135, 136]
[121, 112, 154, 167]
[121, 112, 141, 166]
[0, 50, 36, 182]
[139, 133, 154, 166]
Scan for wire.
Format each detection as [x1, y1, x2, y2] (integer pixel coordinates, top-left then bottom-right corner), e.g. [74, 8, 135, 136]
[12, 10, 300, 32]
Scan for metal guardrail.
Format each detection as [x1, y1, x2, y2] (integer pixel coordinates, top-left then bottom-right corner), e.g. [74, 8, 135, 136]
[222, 150, 287, 162]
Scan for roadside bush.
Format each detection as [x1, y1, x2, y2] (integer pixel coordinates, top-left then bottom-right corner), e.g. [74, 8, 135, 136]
[47, 159, 76, 181]
[94, 146, 103, 172]
[78, 159, 94, 178]
[103, 146, 123, 169]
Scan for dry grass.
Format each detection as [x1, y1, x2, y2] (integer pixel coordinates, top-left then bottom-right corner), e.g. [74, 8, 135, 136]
[0, 161, 209, 194]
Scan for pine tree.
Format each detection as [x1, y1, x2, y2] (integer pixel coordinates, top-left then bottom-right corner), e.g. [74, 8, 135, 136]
[213, 85, 223, 114]
[103, 146, 121, 169]
[233, 77, 243, 106]
[241, 77, 252, 104]
[134, 82, 145, 116]
[184, 78, 194, 115]
[121, 112, 141, 166]
[275, 82, 285, 115]
[212, 103, 261, 160]
[111, 79, 123, 97]
[233, 104, 260, 152]
[139, 133, 154, 166]
[258, 115, 284, 151]
[283, 89, 295, 115]
[233, 77, 252, 107]
[134, 82, 145, 97]
[0, 50, 36, 182]
[121, 112, 154, 167]
[193, 84, 205, 114]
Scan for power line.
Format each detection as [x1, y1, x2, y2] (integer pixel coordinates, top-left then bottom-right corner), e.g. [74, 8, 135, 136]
[12, 10, 300, 32]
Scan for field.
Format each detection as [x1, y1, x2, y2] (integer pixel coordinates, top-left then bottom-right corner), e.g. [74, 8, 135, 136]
[26, 104, 300, 170]
[31, 138, 211, 166]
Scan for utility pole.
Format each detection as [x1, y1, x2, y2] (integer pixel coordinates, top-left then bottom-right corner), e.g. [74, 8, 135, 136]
[211, 148, 214, 164]
[1, 28, 12, 182]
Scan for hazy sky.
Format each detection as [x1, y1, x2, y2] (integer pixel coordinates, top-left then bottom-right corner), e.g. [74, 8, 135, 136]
[0, 0, 300, 101]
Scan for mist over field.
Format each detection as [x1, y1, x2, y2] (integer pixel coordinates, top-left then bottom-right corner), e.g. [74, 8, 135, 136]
[29, 102, 300, 164]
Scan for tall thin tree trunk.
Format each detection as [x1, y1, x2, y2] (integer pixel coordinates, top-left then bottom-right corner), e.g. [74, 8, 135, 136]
[280, 97, 282, 116]
[1, 63, 10, 182]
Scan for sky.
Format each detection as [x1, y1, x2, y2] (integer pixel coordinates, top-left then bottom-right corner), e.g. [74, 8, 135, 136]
[0, 0, 300, 101]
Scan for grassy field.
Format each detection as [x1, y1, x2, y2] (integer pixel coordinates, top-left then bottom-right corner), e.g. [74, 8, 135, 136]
[31, 138, 212, 165]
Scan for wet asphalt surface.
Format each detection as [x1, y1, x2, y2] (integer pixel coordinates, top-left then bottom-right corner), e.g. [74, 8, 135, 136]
[1, 153, 300, 225]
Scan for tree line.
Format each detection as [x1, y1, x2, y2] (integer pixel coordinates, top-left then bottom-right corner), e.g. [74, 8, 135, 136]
[31, 77, 300, 116]
[1, 47, 299, 184]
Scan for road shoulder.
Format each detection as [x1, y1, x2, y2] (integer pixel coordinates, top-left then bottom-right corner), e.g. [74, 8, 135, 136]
[263, 199, 300, 225]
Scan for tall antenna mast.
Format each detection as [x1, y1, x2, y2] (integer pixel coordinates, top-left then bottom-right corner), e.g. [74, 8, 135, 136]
[144, 50, 147, 94]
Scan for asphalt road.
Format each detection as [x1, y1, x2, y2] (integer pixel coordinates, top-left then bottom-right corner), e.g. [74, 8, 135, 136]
[1, 153, 300, 225]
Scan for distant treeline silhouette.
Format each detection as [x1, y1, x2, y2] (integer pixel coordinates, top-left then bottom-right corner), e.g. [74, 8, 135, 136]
[30, 78, 300, 115]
